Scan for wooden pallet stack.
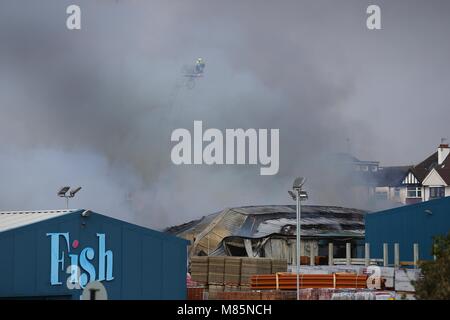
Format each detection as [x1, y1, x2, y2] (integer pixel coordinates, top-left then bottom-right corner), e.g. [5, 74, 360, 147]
[207, 284, 224, 300]
[241, 257, 272, 285]
[212, 290, 298, 300]
[271, 259, 288, 274]
[190, 256, 289, 292]
[190, 256, 209, 284]
[214, 291, 262, 300]
[208, 257, 225, 285]
[224, 257, 241, 286]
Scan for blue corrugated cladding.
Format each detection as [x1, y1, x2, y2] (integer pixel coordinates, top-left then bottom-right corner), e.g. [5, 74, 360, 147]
[365, 197, 450, 262]
[0, 211, 188, 299]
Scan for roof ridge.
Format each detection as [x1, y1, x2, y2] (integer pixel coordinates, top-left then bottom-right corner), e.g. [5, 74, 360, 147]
[0, 209, 79, 214]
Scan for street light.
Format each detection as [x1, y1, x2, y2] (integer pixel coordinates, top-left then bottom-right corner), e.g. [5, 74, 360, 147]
[57, 186, 82, 209]
[288, 177, 308, 301]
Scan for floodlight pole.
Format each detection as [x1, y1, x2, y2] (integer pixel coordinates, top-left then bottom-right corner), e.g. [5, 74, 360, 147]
[296, 188, 301, 301]
[58, 186, 81, 210]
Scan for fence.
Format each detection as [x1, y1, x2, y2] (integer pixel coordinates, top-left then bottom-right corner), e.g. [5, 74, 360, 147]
[305, 242, 421, 268]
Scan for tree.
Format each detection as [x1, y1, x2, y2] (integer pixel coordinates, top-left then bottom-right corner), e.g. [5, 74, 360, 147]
[414, 232, 450, 300]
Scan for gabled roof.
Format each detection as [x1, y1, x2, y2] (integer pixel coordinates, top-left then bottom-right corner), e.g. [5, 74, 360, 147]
[0, 209, 190, 246]
[422, 168, 447, 186]
[377, 148, 450, 187]
[0, 209, 78, 233]
[410, 152, 438, 183]
[410, 151, 450, 185]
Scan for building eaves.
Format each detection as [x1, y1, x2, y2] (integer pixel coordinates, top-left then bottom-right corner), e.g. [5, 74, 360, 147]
[0, 209, 77, 233]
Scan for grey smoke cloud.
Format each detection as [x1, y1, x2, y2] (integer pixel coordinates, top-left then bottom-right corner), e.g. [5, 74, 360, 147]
[1, 0, 450, 228]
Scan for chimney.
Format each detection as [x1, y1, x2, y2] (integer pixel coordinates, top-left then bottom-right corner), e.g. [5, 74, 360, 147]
[438, 143, 450, 165]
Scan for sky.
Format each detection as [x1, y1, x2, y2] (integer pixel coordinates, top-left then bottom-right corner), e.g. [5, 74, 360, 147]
[1, 0, 450, 229]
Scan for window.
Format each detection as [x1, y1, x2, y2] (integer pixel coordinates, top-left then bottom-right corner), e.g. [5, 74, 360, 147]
[361, 165, 368, 172]
[376, 191, 388, 200]
[371, 166, 378, 172]
[394, 188, 401, 198]
[429, 187, 445, 199]
[407, 186, 422, 198]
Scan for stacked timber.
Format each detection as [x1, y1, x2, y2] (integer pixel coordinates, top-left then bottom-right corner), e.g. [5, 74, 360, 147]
[224, 257, 241, 285]
[214, 291, 262, 300]
[207, 284, 224, 300]
[190, 256, 209, 284]
[211, 290, 298, 300]
[271, 259, 288, 274]
[241, 258, 272, 285]
[190, 256, 289, 288]
[208, 257, 225, 284]
[224, 285, 241, 292]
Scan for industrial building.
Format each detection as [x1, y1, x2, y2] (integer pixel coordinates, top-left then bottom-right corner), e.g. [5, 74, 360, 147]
[166, 205, 367, 264]
[365, 196, 450, 262]
[0, 209, 188, 300]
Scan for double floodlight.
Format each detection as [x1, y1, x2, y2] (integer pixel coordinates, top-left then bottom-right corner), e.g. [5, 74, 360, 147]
[57, 186, 82, 209]
[57, 186, 82, 198]
[293, 177, 306, 190]
[57, 186, 70, 197]
[288, 190, 308, 201]
[289, 177, 308, 201]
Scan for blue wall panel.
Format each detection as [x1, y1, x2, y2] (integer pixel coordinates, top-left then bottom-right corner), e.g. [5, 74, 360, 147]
[366, 197, 450, 262]
[0, 211, 188, 300]
[0, 234, 14, 295]
[142, 234, 163, 299]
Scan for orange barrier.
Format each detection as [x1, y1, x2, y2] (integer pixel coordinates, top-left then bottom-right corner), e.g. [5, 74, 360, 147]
[250, 273, 368, 290]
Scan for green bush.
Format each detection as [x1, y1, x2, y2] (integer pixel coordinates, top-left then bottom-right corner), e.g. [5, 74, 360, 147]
[414, 232, 450, 300]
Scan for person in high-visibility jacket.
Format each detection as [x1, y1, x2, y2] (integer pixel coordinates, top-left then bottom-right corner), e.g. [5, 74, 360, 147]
[195, 58, 205, 74]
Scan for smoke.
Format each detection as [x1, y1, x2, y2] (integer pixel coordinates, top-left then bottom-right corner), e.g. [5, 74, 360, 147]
[1, 1, 450, 229]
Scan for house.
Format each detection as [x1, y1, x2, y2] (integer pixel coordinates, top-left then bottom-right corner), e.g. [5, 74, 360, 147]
[372, 166, 411, 205]
[332, 152, 381, 208]
[334, 152, 380, 173]
[375, 143, 450, 205]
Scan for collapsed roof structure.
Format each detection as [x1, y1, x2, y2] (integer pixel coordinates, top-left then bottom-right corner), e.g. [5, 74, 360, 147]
[166, 205, 366, 264]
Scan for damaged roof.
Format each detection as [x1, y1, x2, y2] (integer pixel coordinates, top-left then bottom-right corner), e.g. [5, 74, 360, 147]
[165, 205, 366, 256]
[230, 205, 365, 238]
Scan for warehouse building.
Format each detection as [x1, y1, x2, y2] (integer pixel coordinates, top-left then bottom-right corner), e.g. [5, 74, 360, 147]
[0, 209, 188, 300]
[365, 197, 450, 262]
[166, 205, 367, 264]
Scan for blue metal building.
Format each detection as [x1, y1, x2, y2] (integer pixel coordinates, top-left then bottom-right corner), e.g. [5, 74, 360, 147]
[365, 197, 450, 262]
[0, 209, 188, 300]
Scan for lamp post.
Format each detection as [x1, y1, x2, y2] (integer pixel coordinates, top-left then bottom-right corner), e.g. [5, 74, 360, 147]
[289, 177, 308, 301]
